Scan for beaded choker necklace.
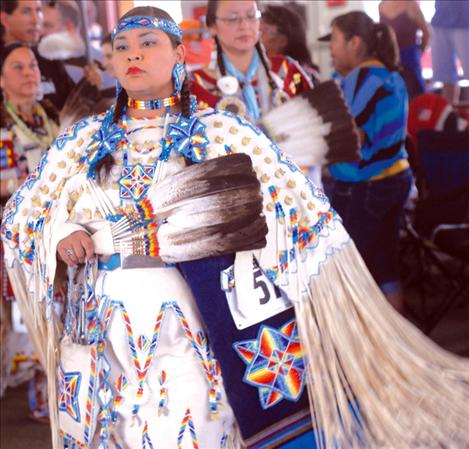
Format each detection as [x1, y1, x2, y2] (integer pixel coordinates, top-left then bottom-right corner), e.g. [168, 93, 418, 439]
[128, 94, 180, 111]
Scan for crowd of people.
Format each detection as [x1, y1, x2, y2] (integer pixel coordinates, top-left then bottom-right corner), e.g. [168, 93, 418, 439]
[1, 1, 468, 449]
[0, 0, 113, 422]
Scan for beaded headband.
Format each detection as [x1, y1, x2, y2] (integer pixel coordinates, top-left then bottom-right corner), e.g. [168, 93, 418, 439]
[112, 16, 183, 42]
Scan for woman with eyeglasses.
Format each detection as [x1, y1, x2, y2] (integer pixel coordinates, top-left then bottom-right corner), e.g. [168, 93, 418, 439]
[191, 0, 364, 189]
[3, 5, 469, 449]
[191, 0, 311, 122]
[191, 0, 344, 186]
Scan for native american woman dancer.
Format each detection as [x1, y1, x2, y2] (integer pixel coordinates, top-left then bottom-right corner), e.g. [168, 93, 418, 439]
[2, 6, 469, 449]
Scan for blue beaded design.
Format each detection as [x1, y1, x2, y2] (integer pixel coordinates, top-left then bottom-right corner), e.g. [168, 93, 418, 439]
[112, 16, 182, 42]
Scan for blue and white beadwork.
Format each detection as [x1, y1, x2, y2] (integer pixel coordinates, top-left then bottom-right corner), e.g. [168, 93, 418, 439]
[58, 364, 82, 422]
[172, 62, 186, 95]
[112, 16, 182, 42]
[167, 116, 208, 163]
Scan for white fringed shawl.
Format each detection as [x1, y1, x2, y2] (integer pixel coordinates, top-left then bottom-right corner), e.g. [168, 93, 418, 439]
[295, 241, 469, 448]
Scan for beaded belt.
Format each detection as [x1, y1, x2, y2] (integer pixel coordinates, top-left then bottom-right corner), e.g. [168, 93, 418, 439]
[98, 253, 164, 271]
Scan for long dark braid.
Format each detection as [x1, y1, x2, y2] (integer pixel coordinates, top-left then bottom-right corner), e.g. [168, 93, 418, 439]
[255, 41, 277, 92]
[180, 75, 192, 119]
[180, 74, 195, 168]
[113, 88, 128, 124]
[214, 36, 227, 77]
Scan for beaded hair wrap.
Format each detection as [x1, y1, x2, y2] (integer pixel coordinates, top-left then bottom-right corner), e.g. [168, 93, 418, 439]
[112, 16, 183, 42]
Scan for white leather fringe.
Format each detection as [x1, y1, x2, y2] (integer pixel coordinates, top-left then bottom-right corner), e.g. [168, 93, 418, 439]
[295, 241, 469, 449]
[4, 260, 61, 448]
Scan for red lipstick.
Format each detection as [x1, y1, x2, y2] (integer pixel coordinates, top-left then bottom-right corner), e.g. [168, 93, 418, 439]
[127, 66, 144, 75]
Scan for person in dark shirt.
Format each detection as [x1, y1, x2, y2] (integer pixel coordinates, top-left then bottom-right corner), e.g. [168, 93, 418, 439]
[0, 0, 75, 110]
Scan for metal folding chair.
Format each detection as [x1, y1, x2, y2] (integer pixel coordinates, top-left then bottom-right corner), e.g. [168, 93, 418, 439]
[400, 129, 469, 333]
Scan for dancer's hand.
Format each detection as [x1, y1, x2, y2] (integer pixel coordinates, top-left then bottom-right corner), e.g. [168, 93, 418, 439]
[57, 231, 95, 267]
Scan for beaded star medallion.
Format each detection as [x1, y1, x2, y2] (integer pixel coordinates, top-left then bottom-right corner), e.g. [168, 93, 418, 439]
[118, 163, 156, 201]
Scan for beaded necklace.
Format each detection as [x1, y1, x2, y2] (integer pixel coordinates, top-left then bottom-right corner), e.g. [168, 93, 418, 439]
[4, 100, 56, 151]
[117, 113, 172, 204]
[127, 94, 180, 111]
[84, 95, 207, 200]
[117, 93, 181, 203]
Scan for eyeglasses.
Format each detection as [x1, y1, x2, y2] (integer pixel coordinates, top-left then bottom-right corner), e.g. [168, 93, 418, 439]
[216, 10, 262, 27]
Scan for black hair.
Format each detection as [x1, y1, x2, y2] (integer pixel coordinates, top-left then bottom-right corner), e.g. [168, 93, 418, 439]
[0, 0, 18, 43]
[96, 6, 191, 180]
[1, 42, 30, 71]
[261, 4, 314, 69]
[205, 0, 277, 92]
[101, 33, 112, 46]
[332, 11, 400, 72]
[0, 0, 19, 14]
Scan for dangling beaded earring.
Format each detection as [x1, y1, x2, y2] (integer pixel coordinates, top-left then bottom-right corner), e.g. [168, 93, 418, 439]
[172, 62, 186, 95]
